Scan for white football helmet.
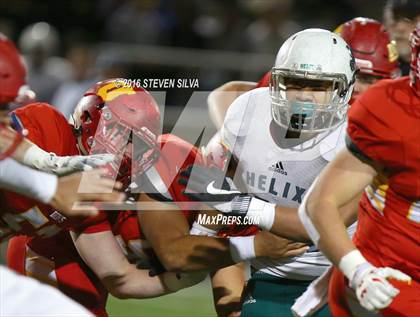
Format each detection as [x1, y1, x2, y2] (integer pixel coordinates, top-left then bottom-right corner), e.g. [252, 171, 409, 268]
[270, 28, 356, 135]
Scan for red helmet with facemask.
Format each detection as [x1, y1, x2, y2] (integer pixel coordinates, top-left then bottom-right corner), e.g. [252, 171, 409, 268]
[0, 33, 32, 160]
[410, 23, 420, 97]
[72, 79, 161, 186]
[0, 33, 29, 106]
[335, 18, 400, 79]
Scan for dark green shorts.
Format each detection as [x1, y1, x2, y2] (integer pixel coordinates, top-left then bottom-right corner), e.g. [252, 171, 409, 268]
[241, 272, 332, 317]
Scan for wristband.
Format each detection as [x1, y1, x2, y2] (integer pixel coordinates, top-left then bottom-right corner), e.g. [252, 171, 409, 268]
[229, 235, 255, 263]
[189, 221, 217, 236]
[22, 144, 52, 171]
[338, 249, 367, 281]
[246, 197, 275, 231]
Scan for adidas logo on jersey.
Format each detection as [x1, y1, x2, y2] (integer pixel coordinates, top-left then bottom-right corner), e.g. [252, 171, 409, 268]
[269, 161, 287, 175]
[243, 294, 256, 305]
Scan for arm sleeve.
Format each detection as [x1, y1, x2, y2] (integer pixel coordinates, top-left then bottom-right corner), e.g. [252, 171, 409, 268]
[0, 158, 57, 204]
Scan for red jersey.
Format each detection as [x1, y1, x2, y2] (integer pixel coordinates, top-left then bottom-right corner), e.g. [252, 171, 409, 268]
[4, 104, 109, 316]
[82, 134, 202, 261]
[347, 77, 420, 280]
[0, 103, 80, 241]
[256, 71, 270, 88]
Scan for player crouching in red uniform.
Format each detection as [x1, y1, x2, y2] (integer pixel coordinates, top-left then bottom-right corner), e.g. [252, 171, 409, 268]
[299, 24, 420, 317]
[5, 80, 207, 317]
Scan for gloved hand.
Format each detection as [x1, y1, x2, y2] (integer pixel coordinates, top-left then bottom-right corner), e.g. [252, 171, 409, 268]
[47, 153, 116, 175]
[350, 262, 411, 311]
[23, 143, 115, 176]
[340, 250, 412, 312]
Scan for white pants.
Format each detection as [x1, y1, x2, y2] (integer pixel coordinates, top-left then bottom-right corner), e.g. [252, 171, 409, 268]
[0, 265, 92, 317]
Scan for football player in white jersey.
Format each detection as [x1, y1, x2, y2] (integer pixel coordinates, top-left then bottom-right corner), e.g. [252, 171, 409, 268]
[180, 28, 358, 317]
[201, 18, 402, 317]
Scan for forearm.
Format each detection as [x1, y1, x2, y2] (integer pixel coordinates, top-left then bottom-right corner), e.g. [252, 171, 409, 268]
[301, 149, 375, 266]
[211, 263, 245, 317]
[156, 235, 235, 272]
[71, 231, 168, 299]
[307, 198, 356, 266]
[0, 126, 24, 160]
[11, 135, 32, 163]
[0, 122, 54, 167]
[110, 258, 206, 298]
[270, 206, 309, 241]
[104, 265, 168, 299]
[270, 193, 360, 242]
[0, 126, 41, 164]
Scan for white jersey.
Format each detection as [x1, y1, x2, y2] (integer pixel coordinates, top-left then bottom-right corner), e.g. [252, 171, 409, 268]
[222, 87, 353, 280]
[0, 265, 92, 316]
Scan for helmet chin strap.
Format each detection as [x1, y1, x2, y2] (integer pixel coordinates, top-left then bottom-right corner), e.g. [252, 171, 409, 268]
[76, 135, 88, 155]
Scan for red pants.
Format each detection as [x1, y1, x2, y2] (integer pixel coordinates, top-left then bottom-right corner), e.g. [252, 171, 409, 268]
[329, 267, 420, 317]
[7, 235, 109, 317]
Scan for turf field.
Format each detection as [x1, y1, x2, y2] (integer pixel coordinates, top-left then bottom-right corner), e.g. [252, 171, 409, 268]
[106, 278, 217, 317]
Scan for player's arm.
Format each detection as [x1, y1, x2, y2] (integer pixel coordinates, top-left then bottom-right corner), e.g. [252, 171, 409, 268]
[0, 126, 114, 176]
[269, 192, 359, 241]
[138, 194, 308, 272]
[138, 195, 234, 272]
[301, 147, 411, 311]
[70, 228, 203, 299]
[208, 81, 257, 129]
[0, 125, 24, 160]
[0, 158, 123, 217]
[302, 148, 375, 264]
[210, 263, 245, 317]
[179, 165, 358, 242]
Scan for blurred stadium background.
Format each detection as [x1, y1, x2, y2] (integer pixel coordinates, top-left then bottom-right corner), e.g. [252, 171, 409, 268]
[0, 0, 394, 316]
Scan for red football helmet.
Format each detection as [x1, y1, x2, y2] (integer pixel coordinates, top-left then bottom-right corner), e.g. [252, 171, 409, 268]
[72, 79, 161, 185]
[410, 23, 420, 97]
[0, 33, 30, 106]
[335, 17, 400, 79]
[0, 33, 30, 159]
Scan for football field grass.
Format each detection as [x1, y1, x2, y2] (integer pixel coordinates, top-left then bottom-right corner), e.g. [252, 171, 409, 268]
[106, 278, 217, 317]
